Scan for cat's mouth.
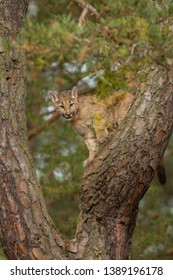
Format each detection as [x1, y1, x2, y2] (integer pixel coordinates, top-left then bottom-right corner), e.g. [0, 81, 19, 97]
[63, 113, 74, 120]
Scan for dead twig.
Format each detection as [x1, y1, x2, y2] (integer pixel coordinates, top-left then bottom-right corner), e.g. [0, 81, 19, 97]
[74, 0, 100, 26]
[125, 42, 148, 65]
[78, 6, 89, 27]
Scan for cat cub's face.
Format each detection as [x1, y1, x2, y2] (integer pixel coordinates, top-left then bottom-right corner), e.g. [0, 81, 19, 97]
[51, 86, 79, 120]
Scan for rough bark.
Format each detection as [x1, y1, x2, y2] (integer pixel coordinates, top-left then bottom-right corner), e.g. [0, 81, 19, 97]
[72, 65, 173, 259]
[0, 0, 65, 260]
[0, 1, 173, 260]
[0, 0, 28, 39]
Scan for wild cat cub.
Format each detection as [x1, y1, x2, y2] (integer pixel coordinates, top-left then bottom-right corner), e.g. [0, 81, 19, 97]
[51, 86, 135, 167]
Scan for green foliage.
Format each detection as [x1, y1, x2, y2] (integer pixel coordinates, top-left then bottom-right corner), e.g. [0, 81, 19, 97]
[22, 0, 173, 97]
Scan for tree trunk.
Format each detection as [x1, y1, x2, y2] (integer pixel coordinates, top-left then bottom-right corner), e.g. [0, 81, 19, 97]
[73, 65, 173, 259]
[0, 1, 173, 260]
[0, 0, 65, 260]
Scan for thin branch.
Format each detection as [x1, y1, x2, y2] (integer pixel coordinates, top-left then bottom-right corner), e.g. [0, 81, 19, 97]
[78, 6, 89, 27]
[28, 112, 60, 140]
[40, 109, 56, 117]
[74, 0, 100, 26]
[75, 0, 100, 18]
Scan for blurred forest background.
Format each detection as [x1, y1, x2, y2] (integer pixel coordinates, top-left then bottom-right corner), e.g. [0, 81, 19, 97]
[1, 0, 173, 259]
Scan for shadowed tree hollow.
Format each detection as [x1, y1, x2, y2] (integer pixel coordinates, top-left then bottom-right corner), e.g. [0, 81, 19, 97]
[0, 1, 173, 260]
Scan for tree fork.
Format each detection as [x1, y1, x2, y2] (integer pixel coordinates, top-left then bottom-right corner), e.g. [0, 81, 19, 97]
[0, 1, 173, 260]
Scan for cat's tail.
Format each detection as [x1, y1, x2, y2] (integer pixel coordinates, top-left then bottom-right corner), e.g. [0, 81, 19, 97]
[157, 158, 166, 185]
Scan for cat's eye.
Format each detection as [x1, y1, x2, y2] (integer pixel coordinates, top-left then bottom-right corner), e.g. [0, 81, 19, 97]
[70, 103, 74, 107]
[59, 105, 64, 109]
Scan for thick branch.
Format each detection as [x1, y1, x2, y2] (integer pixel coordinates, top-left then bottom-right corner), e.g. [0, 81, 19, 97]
[68, 64, 173, 260]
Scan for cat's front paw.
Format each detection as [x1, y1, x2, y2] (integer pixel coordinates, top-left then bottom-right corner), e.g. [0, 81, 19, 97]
[83, 158, 92, 168]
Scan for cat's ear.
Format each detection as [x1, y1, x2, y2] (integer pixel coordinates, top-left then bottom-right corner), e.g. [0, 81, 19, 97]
[50, 91, 59, 103]
[71, 86, 78, 99]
